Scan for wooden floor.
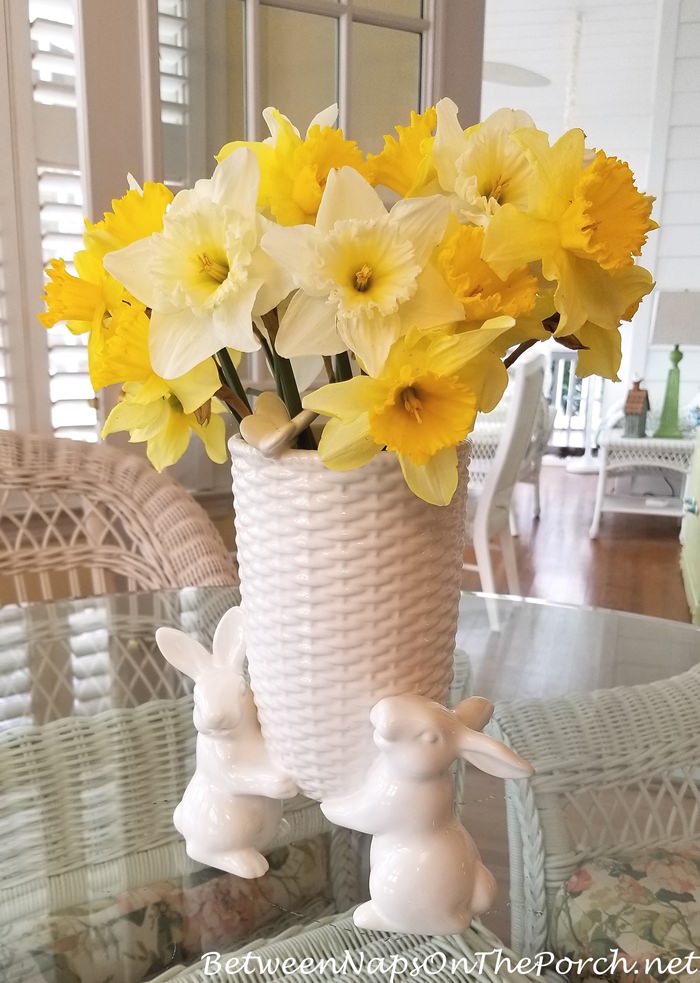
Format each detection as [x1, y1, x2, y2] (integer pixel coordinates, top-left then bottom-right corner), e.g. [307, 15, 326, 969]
[462, 460, 691, 623]
[460, 461, 692, 945]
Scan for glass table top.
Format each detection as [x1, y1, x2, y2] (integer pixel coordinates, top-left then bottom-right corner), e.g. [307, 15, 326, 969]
[0, 589, 698, 981]
[2, 588, 697, 728]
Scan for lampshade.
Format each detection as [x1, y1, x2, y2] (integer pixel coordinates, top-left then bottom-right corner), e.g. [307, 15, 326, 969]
[650, 290, 700, 348]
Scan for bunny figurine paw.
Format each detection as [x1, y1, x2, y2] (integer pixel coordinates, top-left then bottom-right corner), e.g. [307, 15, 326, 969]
[156, 607, 297, 878]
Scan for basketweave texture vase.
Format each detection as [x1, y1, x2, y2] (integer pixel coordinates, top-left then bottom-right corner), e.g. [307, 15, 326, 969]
[229, 435, 469, 802]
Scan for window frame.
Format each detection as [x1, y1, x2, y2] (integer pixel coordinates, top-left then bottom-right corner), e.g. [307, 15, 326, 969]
[2, 0, 484, 483]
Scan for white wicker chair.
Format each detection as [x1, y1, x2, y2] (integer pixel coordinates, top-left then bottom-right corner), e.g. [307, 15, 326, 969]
[463, 356, 546, 626]
[0, 431, 238, 601]
[0, 696, 349, 976]
[489, 663, 700, 956]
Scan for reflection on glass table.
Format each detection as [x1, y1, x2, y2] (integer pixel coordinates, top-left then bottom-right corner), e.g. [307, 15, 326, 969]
[0, 589, 698, 981]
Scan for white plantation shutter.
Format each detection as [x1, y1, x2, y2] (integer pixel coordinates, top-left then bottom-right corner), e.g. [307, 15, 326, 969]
[159, 0, 189, 190]
[29, 0, 97, 441]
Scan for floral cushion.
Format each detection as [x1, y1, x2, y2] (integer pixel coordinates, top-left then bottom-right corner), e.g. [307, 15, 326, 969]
[550, 841, 700, 982]
[1, 836, 329, 983]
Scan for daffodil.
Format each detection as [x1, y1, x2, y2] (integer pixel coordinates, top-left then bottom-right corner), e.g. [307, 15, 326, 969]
[367, 107, 439, 197]
[103, 148, 294, 379]
[39, 253, 122, 335]
[217, 105, 369, 226]
[302, 324, 511, 506]
[102, 372, 227, 471]
[432, 99, 535, 225]
[87, 303, 152, 390]
[261, 166, 463, 375]
[40, 179, 172, 341]
[436, 220, 538, 324]
[83, 180, 173, 259]
[482, 128, 656, 350]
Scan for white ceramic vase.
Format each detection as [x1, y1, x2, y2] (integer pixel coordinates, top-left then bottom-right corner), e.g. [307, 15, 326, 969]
[229, 435, 469, 802]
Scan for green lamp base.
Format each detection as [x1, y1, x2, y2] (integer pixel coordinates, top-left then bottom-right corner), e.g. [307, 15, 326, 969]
[653, 345, 684, 439]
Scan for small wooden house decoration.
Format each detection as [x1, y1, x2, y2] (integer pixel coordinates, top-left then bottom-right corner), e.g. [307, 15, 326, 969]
[624, 380, 650, 437]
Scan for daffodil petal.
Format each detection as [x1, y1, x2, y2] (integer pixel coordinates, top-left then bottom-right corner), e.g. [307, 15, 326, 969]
[129, 374, 170, 404]
[316, 414, 380, 470]
[275, 291, 345, 358]
[303, 375, 385, 422]
[192, 413, 228, 464]
[390, 194, 450, 267]
[572, 322, 622, 381]
[146, 411, 191, 471]
[308, 104, 338, 132]
[515, 127, 585, 215]
[397, 319, 512, 379]
[291, 354, 324, 391]
[432, 97, 464, 192]
[263, 106, 300, 142]
[338, 311, 402, 377]
[260, 222, 322, 290]
[461, 350, 509, 412]
[211, 279, 263, 349]
[315, 167, 387, 234]
[102, 398, 168, 442]
[482, 205, 560, 279]
[148, 309, 221, 379]
[399, 446, 459, 506]
[398, 264, 465, 330]
[551, 254, 654, 335]
[168, 358, 221, 415]
[102, 237, 162, 310]
[210, 147, 259, 222]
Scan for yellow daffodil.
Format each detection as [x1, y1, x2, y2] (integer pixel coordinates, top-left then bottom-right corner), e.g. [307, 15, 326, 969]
[482, 128, 656, 352]
[432, 99, 535, 225]
[88, 303, 152, 391]
[83, 180, 173, 260]
[103, 148, 294, 379]
[261, 166, 463, 375]
[39, 254, 119, 335]
[40, 178, 172, 344]
[217, 105, 369, 226]
[367, 107, 439, 197]
[102, 371, 227, 471]
[302, 324, 511, 506]
[436, 220, 538, 324]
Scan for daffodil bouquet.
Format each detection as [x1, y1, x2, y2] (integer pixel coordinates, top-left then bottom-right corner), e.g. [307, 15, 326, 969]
[41, 100, 657, 506]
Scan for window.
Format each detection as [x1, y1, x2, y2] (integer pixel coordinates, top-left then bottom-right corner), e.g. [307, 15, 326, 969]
[2, 0, 482, 487]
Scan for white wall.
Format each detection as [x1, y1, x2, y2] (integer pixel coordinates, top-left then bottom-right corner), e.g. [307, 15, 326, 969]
[643, 0, 700, 418]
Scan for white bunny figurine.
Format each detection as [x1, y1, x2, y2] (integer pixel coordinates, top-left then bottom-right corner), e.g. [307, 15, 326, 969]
[321, 694, 533, 935]
[155, 608, 297, 879]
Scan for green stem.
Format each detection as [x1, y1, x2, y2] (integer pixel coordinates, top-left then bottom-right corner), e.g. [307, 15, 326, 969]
[259, 310, 316, 450]
[335, 351, 353, 382]
[216, 349, 252, 413]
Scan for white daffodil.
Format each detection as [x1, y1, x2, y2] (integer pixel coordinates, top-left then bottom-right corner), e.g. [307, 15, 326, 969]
[103, 149, 294, 379]
[432, 99, 535, 226]
[261, 166, 464, 376]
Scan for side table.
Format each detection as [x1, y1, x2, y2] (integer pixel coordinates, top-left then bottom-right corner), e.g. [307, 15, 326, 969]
[589, 431, 696, 538]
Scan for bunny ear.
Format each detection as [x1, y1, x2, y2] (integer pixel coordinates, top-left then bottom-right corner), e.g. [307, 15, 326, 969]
[458, 729, 534, 780]
[155, 627, 211, 680]
[211, 607, 246, 671]
[454, 697, 493, 733]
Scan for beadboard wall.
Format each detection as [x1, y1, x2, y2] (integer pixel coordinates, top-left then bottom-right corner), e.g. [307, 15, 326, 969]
[642, 0, 700, 417]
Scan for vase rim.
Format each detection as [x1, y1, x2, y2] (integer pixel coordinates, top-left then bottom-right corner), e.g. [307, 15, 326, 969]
[228, 433, 471, 469]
